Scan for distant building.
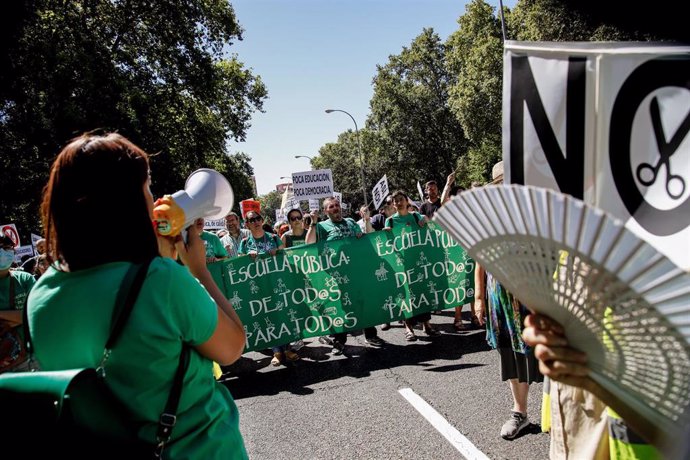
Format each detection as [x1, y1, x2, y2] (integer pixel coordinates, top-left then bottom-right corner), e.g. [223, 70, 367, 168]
[276, 182, 291, 193]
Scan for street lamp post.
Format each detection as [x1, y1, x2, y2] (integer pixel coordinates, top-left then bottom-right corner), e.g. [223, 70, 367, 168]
[325, 109, 367, 207]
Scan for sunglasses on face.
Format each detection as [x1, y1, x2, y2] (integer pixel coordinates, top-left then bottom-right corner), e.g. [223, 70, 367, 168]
[247, 216, 263, 224]
[289, 215, 302, 222]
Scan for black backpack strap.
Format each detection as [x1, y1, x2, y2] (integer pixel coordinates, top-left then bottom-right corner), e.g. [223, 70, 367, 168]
[154, 345, 191, 457]
[106, 258, 154, 350]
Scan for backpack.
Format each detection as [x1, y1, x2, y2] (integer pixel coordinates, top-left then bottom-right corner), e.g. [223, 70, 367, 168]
[0, 258, 190, 459]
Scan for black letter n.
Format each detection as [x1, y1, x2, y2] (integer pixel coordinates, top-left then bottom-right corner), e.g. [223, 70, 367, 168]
[509, 55, 586, 199]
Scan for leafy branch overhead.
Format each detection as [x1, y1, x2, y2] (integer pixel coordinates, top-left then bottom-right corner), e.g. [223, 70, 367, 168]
[1, 0, 267, 234]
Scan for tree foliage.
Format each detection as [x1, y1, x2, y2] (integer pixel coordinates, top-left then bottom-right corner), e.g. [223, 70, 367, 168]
[366, 29, 468, 198]
[1, 0, 267, 236]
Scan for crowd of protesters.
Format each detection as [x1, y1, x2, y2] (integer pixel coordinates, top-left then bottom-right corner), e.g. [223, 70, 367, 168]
[0, 133, 664, 459]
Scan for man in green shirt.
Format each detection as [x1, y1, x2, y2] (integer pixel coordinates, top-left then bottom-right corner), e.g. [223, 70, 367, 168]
[306, 197, 385, 354]
[194, 218, 228, 264]
[0, 235, 35, 372]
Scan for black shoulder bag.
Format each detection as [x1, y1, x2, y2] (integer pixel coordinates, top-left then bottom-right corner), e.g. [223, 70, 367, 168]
[0, 259, 190, 459]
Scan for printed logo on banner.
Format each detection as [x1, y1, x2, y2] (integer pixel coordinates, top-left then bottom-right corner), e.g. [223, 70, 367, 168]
[0, 224, 20, 247]
[608, 56, 690, 236]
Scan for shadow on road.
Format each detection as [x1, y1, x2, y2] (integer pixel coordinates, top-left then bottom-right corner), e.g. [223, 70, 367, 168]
[221, 323, 492, 400]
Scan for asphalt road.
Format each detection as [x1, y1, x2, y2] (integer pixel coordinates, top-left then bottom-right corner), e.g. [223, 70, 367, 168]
[221, 309, 550, 460]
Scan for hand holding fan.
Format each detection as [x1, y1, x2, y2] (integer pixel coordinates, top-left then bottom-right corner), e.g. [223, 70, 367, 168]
[433, 184, 690, 440]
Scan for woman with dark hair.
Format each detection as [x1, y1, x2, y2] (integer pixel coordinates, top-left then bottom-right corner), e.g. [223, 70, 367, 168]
[237, 211, 299, 366]
[280, 208, 307, 248]
[27, 133, 248, 458]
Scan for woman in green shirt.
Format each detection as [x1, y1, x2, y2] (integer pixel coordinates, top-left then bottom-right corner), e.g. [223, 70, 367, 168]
[28, 133, 248, 459]
[384, 190, 440, 342]
[237, 211, 300, 366]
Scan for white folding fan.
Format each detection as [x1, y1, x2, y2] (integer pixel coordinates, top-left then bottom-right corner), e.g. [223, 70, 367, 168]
[433, 184, 690, 439]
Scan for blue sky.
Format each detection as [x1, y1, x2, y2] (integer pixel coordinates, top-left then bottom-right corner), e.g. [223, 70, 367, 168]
[229, 0, 512, 195]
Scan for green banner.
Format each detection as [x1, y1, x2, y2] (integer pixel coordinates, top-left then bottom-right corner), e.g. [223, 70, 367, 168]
[209, 222, 474, 352]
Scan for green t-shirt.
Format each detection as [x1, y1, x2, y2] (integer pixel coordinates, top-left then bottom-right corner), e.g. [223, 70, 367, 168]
[27, 258, 247, 459]
[0, 270, 36, 347]
[384, 212, 423, 229]
[315, 218, 362, 241]
[0, 270, 36, 311]
[283, 229, 306, 248]
[200, 231, 228, 259]
[237, 232, 282, 255]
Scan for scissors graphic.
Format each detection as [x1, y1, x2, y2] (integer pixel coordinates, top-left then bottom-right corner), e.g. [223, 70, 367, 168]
[636, 96, 689, 200]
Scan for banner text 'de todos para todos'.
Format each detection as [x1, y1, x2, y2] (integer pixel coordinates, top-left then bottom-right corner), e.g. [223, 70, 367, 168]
[209, 222, 475, 351]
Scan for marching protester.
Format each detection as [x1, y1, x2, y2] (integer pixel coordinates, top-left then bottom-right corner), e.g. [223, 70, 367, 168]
[384, 191, 441, 341]
[420, 179, 443, 218]
[194, 217, 228, 264]
[473, 163, 542, 440]
[0, 235, 35, 373]
[474, 260, 542, 440]
[26, 132, 248, 457]
[220, 212, 250, 259]
[281, 208, 307, 248]
[371, 195, 395, 231]
[32, 254, 49, 280]
[306, 196, 386, 354]
[238, 210, 300, 366]
[280, 208, 308, 350]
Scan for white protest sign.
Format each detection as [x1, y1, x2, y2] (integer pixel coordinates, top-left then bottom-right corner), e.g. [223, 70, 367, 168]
[14, 245, 34, 263]
[292, 169, 334, 200]
[283, 197, 300, 212]
[0, 224, 20, 247]
[31, 233, 43, 248]
[309, 199, 320, 211]
[371, 174, 390, 210]
[275, 209, 287, 223]
[417, 181, 425, 202]
[204, 218, 226, 230]
[333, 192, 342, 204]
[503, 41, 690, 270]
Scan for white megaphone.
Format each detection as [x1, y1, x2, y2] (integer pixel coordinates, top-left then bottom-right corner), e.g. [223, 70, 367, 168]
[152, 168, 234, 238]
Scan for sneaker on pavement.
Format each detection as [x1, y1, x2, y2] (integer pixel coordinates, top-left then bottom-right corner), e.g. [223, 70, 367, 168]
[331, 341, 345, 356]
[271, 352, 284, 367]
[365, 336, 385, 347]
[318, 336, 334, 346]
[501, 411, 529, 439]
[380, 323, 391, 331]
[291, 339, 305, 350]
[284, 350, 300, 362]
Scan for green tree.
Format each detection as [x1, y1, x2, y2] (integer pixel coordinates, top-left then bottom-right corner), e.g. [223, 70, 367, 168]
[446, 0, 505, 182]
[257, 190, 282, 227]
[367, 28, 468, 195]
[1, 0, 267, 236]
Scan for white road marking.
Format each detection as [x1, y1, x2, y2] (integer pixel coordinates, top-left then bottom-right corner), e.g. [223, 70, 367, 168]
[398, 387, 491, 460]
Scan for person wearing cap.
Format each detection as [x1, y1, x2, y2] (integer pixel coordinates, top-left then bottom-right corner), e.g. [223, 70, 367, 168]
[0, 235, 36, 372]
